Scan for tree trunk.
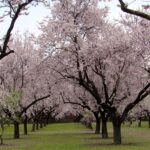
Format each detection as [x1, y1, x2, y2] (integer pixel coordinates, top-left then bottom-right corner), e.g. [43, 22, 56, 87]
[0, 135, 3, 145]
[138, 117, 142, 127]
[40, 121, 43, 128]
[0, 123, 4, 145]
[112, 118, 122, 145]
[14, 121, 20, 139]
[32, 122, 35, 132]
[43, 119, 46, 127]
[36, 122, 39, 130]
[148, 116, 150, 128]
[46, 117, 49, 125]
[101, 118, 108, 139]
[95, 119, 101, 134]
[24, 116, 28, 135]
[94, 112, 101, 134]
[94, 113, 101, 134]
[129, 120, 132, 126]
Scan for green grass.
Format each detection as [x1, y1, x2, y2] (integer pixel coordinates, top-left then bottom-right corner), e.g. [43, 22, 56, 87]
[0, 122, 150, 150]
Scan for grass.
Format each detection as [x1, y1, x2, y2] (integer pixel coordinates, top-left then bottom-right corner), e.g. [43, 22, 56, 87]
[0, 122, 149, 150]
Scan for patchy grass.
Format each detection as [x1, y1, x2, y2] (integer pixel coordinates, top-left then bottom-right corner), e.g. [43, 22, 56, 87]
[0, 122, 149, 150]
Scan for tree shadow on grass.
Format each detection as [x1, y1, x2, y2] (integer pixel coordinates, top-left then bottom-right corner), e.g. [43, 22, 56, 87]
[85, 136, 113, 140]
[48, 131, 94, 136]
[0, 143, 15, 147]
[4, 136, 34, 141]
[86, 142, 141, 147]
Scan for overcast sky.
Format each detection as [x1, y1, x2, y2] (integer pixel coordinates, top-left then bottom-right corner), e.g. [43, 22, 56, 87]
[0, 0, 147, 38]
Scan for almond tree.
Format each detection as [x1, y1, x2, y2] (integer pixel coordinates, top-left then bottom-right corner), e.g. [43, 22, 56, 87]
[38, 0, 150, 144]
[89, 17, 150, 144]
[0, 33, 51, 139]
[28, 98, 59, 131]
[38, 0, 109, 138]
[59, 83, 101, 134]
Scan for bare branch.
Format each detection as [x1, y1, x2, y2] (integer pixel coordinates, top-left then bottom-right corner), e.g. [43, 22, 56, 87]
[119, 0, 150, 20]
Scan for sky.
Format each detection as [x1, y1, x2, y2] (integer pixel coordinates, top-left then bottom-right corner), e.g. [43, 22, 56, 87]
[0, 0, 147, 38]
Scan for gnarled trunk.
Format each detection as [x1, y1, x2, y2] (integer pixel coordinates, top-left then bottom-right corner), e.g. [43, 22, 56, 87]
[94, 113, 101, 134]
[112, 117, 122, 144]
[95, 119, 101, 134]
[14, 121, 20, 139]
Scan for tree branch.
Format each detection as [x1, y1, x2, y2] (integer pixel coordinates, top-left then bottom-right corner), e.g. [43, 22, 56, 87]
[0, 0, 35, 60]
[20, 94, 51, 116]
[119, 0, 150, 21]
[121, 82, 150, 122]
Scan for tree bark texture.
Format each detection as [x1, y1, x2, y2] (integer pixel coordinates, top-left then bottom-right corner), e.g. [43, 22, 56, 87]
[14, 121, 20, 139]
